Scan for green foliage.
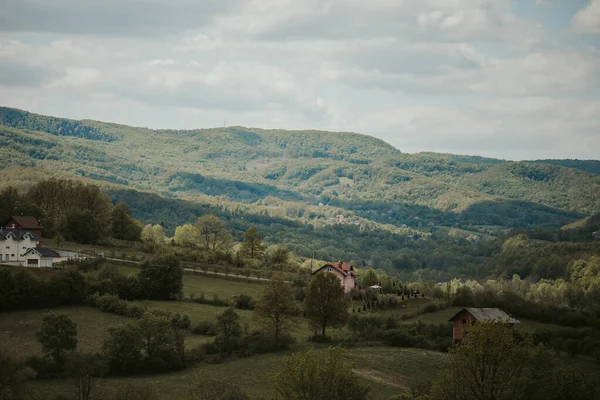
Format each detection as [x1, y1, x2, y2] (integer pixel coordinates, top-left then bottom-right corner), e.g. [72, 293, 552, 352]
[240, 226, 265, 260]
[102, 311, 186, 374]
[304, 273, 349, 338]
[110, 384, 159, 400]
[138, 254, 183, 300]
[111, 203, 142, 241]
[254, 279, 299, 346]
[214, 308, 243, 354]
[271, 346, 370, 400]
[36, 312, 78, 364]
[429, 323, 596, 400]
[194, 214, 233, 251]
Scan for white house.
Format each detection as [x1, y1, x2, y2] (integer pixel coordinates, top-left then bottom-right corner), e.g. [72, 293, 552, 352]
[22, 247, 63, 268]
[0, 229, 40, 262]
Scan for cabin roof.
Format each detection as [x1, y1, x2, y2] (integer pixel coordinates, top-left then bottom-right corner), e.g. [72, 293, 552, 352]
[448, 308, 520, 324]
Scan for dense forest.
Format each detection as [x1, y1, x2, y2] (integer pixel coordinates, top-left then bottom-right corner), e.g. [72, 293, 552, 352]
[1, 106, 599, 283]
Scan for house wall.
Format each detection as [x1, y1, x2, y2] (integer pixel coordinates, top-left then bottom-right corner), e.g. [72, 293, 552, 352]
[452, 310, 474, 341]
[0, 236, 39, 262]
[342, 275, 356, 292]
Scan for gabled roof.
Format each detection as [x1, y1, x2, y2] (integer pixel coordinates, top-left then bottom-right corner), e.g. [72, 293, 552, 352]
[24, 247, 60, 258]
[448, 308, 520, 324]
[6, 216, 44, 230]
[313, 262, 357, 277]
[0, 229, 39, 241]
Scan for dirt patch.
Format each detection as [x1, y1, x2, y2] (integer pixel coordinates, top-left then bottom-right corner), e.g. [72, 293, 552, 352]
[353, 368, 413, 391]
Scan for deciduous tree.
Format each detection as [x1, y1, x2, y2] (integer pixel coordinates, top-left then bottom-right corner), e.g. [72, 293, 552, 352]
[304, 273, 348, 339]
[214, 308, 242, 354]
[36, 312, 78, 364]
[138, 254, 183, 300]
[194, 214, 233, 251]
[240, 226, 265, 260]
[272, 347, 370, 400]
[254, 279, 299, 346]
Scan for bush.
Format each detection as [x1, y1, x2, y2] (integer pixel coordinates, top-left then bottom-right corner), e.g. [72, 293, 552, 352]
[87, 293, 146, 318]
[234, 294, 254, 310]
[192, 321, 217, 336]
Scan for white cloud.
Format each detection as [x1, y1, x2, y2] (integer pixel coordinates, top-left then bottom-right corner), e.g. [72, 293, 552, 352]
[573, 0, 600, 34]
[0, 0, 597, 160]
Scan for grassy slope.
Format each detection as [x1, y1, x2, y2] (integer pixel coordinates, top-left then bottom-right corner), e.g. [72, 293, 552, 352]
[24, 346, 448, 400]
[0, 306, 130, 359]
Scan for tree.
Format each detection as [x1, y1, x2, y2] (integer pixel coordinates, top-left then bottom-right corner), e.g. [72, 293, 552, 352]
[360, 268, 378, 287]
[146, 310, 191, 368]
[173, 224, 200, 248]
[111, 203, 142, 241]
[194, 214, 233, 251]
[254, 279, 299, 346]
[429, 323, 596, 400]
[240, 226, 265, 260]
[36, 312, 78, 364]
[138, 254, 183, 300]
[214, 308, 243, 354]
[141, 224, 165, 251]
[267, 245, 290, 268]
[272, 347, 370, 400]
[304, 273, 349, 339]
[102, 322, 144, 374]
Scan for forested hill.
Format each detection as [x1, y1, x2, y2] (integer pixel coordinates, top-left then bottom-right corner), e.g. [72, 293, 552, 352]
[1, 106, 600, 235]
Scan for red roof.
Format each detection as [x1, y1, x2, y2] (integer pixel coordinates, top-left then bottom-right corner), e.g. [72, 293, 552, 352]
[8, 216, 44, 230]
[313, 261, 357, 277]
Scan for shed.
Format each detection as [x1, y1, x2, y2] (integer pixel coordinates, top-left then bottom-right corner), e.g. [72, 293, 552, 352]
[448, 308, 520, 341]
[23, 247, 60, 268]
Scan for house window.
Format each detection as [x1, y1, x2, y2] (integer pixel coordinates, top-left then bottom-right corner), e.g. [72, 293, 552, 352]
[11, 254, 15, 257]
[327, 267, 332, 272]
[462, 318, 467, 326]
[5, 246, 9, 249]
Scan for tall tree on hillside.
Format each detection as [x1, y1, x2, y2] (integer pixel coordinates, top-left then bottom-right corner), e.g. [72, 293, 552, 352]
[36, 312, 78, 364]
[194, 215, 233, 251]
[111, 202, 142, 241]
[304, 273, 349, 339]
[240, 226, 265, 260]
[254, 279, 299, 346]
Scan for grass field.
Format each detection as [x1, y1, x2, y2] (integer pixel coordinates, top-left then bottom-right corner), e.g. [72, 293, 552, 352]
[24, 345, 449, 400]
[0, 306, 130, 360]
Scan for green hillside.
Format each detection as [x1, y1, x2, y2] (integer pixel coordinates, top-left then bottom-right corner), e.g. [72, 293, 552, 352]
[1, 105, 599, 238]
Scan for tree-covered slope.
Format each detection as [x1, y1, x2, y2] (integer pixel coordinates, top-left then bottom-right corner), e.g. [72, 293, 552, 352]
[1, 106, 599, 233]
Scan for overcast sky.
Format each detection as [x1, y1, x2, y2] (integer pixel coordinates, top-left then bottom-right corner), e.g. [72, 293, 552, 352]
[1, 0, 599, 160]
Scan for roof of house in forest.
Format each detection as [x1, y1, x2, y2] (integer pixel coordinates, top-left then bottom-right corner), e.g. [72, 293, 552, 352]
[448, 308, 520, 324]
[24, 247, 59, 258]
[5, 216, 44, 230]
[313, 261, 357, 277]
[0, 229, 39, 240]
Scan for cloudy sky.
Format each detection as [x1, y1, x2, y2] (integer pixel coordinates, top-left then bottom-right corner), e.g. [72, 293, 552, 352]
[1, 0, 599, 160]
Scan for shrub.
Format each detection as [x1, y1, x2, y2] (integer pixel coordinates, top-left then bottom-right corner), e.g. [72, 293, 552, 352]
[234, 294, 254, 310]
[192, 321, 217, 336]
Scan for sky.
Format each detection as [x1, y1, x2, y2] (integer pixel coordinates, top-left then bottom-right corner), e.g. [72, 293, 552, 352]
[0, 0, 599, 160]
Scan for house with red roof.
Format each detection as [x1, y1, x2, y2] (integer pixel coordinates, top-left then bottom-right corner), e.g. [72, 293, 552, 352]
[3, 216, 44, 244]
[312, 261, 357, 293]
[1, 216, 44, 263]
